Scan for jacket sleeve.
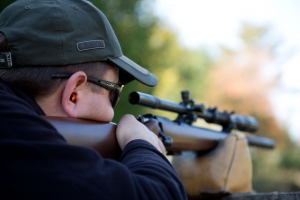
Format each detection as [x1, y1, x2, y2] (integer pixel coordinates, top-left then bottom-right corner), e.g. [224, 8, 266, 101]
[119, 139, 187, 200]
[1, 139, 188, 200]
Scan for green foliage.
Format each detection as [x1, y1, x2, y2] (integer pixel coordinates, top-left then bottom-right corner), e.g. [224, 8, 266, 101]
[280, 145, 300, 170]
[239, 23, 282, 54]
[240, 23, 268, 46]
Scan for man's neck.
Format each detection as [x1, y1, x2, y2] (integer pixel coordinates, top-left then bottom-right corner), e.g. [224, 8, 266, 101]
[36, 90, 68, 117]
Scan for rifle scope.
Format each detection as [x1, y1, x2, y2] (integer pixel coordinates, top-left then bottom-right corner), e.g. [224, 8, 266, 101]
[129, 91, 258, 133]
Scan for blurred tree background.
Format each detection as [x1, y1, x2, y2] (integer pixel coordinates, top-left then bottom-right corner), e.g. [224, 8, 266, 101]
[1, 0, 300, 193]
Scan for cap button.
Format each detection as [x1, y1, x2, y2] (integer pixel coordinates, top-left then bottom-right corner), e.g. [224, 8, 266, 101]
[24, 6, 30, 10]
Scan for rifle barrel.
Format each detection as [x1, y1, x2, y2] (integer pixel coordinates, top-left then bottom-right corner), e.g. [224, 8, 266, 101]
[155, 118, 275, 149]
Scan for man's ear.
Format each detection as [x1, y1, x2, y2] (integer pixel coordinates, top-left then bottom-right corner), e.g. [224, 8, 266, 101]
[61, 71, 88, 118]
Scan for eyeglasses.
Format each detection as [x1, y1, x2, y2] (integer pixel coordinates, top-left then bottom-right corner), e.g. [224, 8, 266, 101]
[52, 73, 124, 108]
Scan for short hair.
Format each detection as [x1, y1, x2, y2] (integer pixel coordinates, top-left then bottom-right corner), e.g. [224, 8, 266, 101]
[0, 32, 114, 100]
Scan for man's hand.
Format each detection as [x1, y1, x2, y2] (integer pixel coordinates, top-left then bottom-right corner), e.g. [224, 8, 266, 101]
[116, 114, 166, 154]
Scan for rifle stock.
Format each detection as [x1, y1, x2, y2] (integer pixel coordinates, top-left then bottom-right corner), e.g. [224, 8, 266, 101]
[42, 116, 121, 160]
[43, 116, 274, 160]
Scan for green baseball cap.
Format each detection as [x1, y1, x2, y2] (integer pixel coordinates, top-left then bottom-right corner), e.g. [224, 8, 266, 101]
[0, 0, 158, 86]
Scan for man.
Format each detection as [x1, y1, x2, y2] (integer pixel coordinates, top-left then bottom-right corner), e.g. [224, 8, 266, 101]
[0, 0, 187, 199]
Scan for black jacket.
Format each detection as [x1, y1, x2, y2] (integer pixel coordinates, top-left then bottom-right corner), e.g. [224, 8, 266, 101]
[0, 81, 187, 200]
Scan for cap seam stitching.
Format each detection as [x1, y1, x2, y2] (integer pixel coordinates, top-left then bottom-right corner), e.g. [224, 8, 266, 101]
[53, 0, 65, 64]
[99, 11, 116, 56]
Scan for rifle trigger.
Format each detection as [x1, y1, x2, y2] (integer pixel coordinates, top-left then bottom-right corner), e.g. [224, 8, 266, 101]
[158, 122, 173, 148]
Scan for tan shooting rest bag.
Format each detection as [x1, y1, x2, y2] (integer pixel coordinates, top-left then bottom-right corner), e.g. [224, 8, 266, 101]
[171, 132, 252, 198]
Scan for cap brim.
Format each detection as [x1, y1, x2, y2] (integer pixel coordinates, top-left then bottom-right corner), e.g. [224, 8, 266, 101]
[107, 55, 158, 87]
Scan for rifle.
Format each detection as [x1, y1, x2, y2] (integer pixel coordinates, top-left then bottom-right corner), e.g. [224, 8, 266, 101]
[44, 91, 275, 160]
